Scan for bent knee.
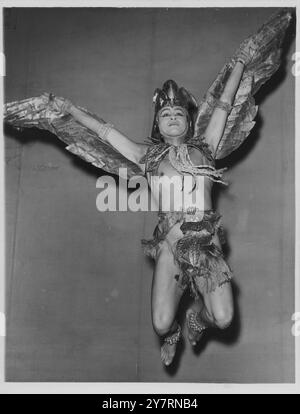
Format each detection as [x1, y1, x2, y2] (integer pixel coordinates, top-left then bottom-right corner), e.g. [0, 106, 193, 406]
[152, 312, 174, 336]
[213, 308, 233, 330]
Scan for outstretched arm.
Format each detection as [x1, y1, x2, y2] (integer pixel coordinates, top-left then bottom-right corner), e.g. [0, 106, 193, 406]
[53, 97, 147, 167]
[204, 59, 245, 156]
[194, 9, 291, 161]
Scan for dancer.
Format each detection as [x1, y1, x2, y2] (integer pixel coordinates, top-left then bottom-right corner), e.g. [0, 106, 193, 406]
[4, 10, 292, 366]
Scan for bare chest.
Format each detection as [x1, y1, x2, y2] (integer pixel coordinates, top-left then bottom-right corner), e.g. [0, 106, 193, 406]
[156, 147, 213, 178]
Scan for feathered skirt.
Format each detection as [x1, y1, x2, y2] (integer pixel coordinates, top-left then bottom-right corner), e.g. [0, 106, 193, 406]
[141, 208, 233, 298]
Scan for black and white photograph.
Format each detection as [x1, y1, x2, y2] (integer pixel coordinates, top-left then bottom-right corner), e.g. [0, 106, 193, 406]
[1, 3, 298, 387]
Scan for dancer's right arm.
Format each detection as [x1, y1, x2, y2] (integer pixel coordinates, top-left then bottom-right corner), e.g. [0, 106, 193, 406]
[52, 96, 147, 166]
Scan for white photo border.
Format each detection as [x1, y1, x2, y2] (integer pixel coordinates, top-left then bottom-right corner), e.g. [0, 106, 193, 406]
[0, 0, 299, 394]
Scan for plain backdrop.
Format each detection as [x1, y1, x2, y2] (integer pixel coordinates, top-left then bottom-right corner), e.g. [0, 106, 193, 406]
[4, 7, 295, 382]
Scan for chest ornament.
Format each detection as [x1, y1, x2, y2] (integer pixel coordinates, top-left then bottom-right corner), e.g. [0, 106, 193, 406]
[140, 142, 228, 189]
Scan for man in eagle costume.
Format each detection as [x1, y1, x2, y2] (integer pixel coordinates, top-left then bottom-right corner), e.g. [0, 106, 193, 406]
[4, 10, 292, 366]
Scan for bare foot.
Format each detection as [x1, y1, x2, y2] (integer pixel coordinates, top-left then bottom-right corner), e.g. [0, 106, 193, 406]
[160, 325, 181, 366]
[186, 308, 205, 346]
[161, 342, 177, 366]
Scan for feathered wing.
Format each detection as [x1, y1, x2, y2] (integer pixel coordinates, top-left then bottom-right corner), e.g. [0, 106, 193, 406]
[194, 9, 292, 160]
[4, 94, 142, 179]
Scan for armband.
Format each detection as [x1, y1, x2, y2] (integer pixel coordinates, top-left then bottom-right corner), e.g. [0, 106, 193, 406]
[215, 99, 233, 114]
[236, 58, 246, 65]
[96, 122, 114, 140]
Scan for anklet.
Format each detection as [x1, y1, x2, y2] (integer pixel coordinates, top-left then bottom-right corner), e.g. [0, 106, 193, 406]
[188, 311, 206, 334]
[164, 325, 182, 345]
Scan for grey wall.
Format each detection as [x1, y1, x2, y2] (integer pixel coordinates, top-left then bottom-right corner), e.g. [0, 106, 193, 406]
[4, 7, 295, 382]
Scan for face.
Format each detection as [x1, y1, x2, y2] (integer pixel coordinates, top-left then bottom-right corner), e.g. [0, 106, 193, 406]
[157, 106, 188, 140]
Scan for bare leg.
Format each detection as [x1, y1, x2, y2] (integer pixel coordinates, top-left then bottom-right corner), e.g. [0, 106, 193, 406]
[186, 234, 233, 345]
[152, 225, 187, 365]
[186, 281, 233, 347]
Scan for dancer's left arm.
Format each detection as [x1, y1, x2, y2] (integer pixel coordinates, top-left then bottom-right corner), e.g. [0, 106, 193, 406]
[204, 59, 246, 157]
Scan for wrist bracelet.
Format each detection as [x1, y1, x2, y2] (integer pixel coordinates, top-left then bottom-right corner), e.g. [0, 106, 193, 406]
[61, 99, 73, 114]
[96, 122, 114, 140]
[215, 99, 233, 114]
[236, 58, 246, 65]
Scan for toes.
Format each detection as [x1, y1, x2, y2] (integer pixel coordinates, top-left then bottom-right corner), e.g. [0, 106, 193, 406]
[188, 333, 197, 346]
[187, 332, 195, 345]
[161, 346, 169, 365]
[161, 347, 166, 362]
[161, 344, 175, 366]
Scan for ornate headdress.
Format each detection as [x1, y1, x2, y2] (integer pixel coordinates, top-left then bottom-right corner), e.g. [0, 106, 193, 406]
[151, 79, 198, 141]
